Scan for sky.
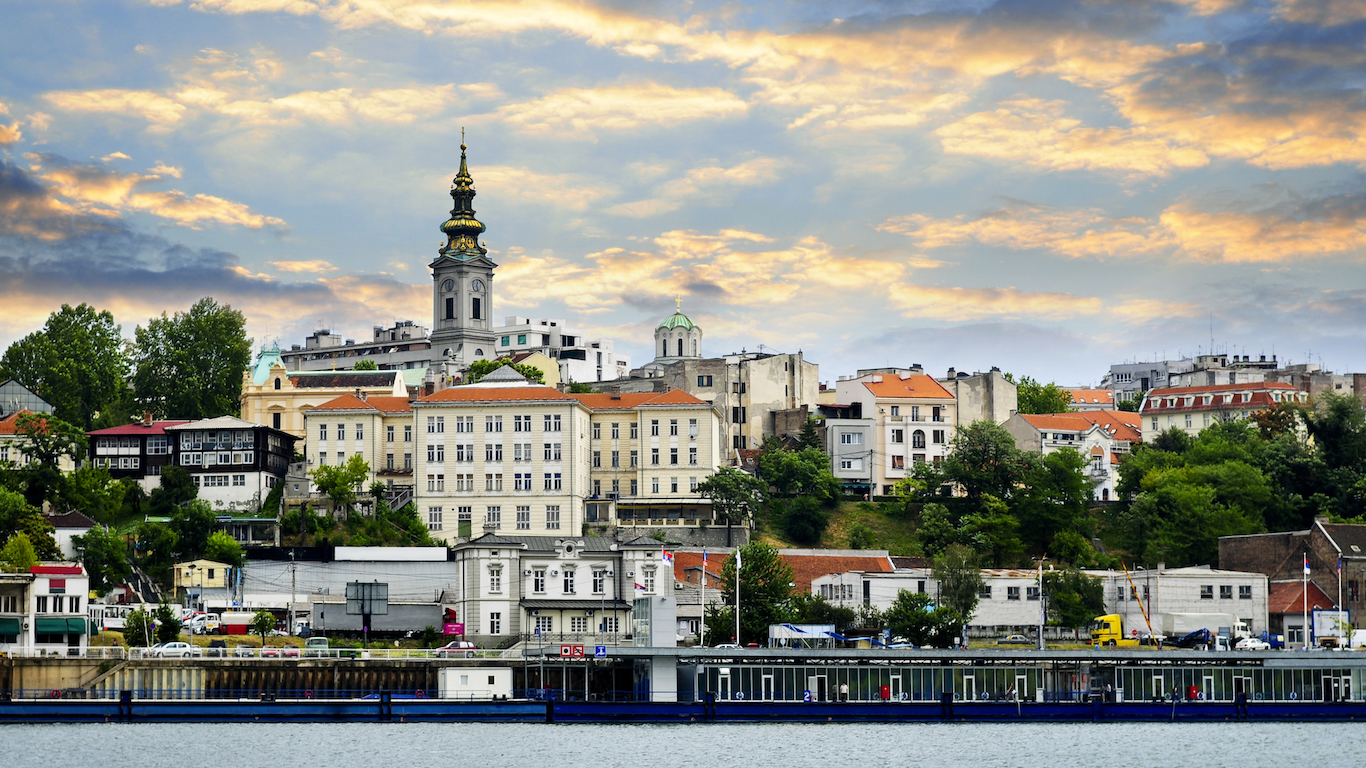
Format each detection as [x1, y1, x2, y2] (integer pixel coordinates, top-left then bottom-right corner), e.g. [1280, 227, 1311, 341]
[2, 0, 1365, 387]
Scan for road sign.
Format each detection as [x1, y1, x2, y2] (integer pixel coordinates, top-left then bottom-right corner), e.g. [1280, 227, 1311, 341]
[560, 644, 572, 657]
[572, 645, 585, 658]
[594, 645, 607, 658]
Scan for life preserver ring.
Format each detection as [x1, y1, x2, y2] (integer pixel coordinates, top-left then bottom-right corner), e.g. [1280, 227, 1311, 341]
[51, 689, 61, 699]
[1290, 692, 1298, 701]
[980, 692, 990, 701]
[303, 690, 314, 700]
[415, 689, 426, 699]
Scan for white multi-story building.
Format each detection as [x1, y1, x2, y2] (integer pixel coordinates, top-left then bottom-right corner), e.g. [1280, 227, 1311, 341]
[301, 393, 416, 500]
[1003, 410, 1142, 501]
[493, 317, 631, 384]
[0, 563, 89, 655]
[1088, 565, 1270, 636]
[833, 371, 957, 495]
[1139, 382, 1306, 441]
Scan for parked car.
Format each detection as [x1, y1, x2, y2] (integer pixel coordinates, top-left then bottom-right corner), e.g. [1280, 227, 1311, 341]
[1236, 637, 1271, 651]
[152, 642, 202, 659]
[303, 637, 330, 657]
[996, 635, 1034, 646]
[433, 640, 477, 658]
[205, 640, 228, 658]
[713, 643, 740, 650]
[233, 645, 256, 658]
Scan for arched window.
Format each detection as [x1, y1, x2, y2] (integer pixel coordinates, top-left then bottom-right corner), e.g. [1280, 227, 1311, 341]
[692, 339, 697, 356]
[912, 430, 926, 449]
[662, 339, 668, 357]
[1102, 488, 1110, 501]
[273, 378, 281, 390]
[677, 337, 684, 357]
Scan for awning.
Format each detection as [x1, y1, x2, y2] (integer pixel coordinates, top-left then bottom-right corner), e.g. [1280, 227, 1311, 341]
[0, 618, 20, 634]
[35, 617, 69, 633]
[67, 618, 87, 634]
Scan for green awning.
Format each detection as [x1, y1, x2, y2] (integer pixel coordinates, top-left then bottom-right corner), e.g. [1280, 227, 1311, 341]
[68, 618, 87, 634]
[35, 618, 69, 633]
[0, 618, 20, 634]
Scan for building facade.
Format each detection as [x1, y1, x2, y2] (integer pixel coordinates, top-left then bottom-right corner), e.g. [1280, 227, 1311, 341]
[279, 321, 435, 373]
[240, 349, 410, 441]
[833, 372, 957, 495]
[1003, 409, 1141, 501]
[493, 317, 631, 383]
[1138, 382, 1306, 441]
[162, 416, 297, 511]
[87, 417, 192, 493]
[300, 394, 415, 499]
[0, 380, 53, 419]
[0, 563, 89, 655]
[428, 141, 496, 372]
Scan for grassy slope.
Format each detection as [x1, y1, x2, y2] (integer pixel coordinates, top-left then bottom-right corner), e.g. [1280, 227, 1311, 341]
[755, 500, 922, 556]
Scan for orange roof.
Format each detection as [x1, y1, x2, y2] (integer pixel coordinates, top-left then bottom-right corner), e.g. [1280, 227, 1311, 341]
[1268, 581, 1335, 613]
[569, 389, 708, 410]
[0, 410, 32, 435]
[1142, 383, 1301, 416]
[780, 553, 894, 593]
[672, 551, 725, 588]
[419, 385, 573, 404]
[862, 374, 954, 400]
[1067, 389, 1113, 404]
[1020, 410, 1142, 443]
[310, 394, 414, 413]
[365, 396, 413, 413]
[1020, 413, 1097, 432]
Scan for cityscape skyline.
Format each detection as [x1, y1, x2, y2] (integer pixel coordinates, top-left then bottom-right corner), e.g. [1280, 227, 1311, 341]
[2, 0, 1365, 384]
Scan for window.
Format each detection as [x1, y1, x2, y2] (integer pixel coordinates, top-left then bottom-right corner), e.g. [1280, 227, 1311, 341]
[486, 416, 503, 432]
[232, 474, 245, 486]
[386, 453, 395, 470]
[532, 568, 547, 593]
[890, 405, 900, 417]
[386, 426, 395, 443]
[593, 570, 606, 594]
[978, 586, 992, 599]
[543, 473, 562, 491]
[644, 568, 657, 593]
[910, 430, 923, 448]
[1026, 586, 1040, 601]
[932, 406, 942, 422]
[1220, 585, 1233, 600]
[518, 334, 527, 344]
[455, 416, 473, 433]
[652, 477, 660, 494]
[892, 429, 904, 444]
[486, 443, 503, 462]
[669, 419, 678, 436]
[651, 420, 659, 436]
[404, 453, 412, 470]
[319, 424, 328, 441]
[608, 449, 618, 468]
[272, 413, 281, 430]
[689, 477, 698, 492]
[688, 447, 697, 465]
[630, 422, 639, 439]
[516, 506, 531, 530]
[1116, 586, 1127, 602]
[147, 436, 169, 455]
[546, 414, 562, 432]
[457, 444, 474, 462]
[630, 479, 638, 496]
[600, 617, 619, 633]
[840, 432, 862, 445]
[670, 448, 678, 465]
[1007, 587, 1021, 601]
[571, 616, 589, 633]
[670, 477, 678, 493]
[427, 443, 444, 462]
[592, 423, 601, 440]
[514, 415, 531, 432]
[36, 596, 48, 613]
[1200, 585, 1214, 600]
[611, 423, 620, 439]
[651, 448, 659, 465]
[698, 375, 713, 387]
[1151, 418, 1158, 431]
[592, 479, 601, 497]
[891, 456, 904, 469]
[1239, 585, 1252, 600]
[427, 474, 443, 491]
[485, 506, 501, 528]
[535, 615, 553, 634]
[911, 405, 920, 421]
[404, 425, 412, 442]
[335, 424, 345, 441]
[489, 612, 501, 635]
[471, 297, 481, 320]
[545, 505, 561, 529]
[501, 336, 509, 346]
[427, 507, 442, 531]
[563, 569, 576, 594]
[592, 451, 601, 468]
[430, 416, 445, 433]
[932, 430, 945, 444]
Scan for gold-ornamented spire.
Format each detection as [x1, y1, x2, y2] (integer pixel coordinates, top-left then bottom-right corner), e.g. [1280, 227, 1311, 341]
[439, 128, 487, 260]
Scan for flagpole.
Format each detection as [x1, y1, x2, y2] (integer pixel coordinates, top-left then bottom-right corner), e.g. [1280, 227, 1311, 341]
[734, 549, 741, 646]
[1338, 556, 1344, 646]
[700, 549, 707, 647]
[1303, 553, 1309, 651]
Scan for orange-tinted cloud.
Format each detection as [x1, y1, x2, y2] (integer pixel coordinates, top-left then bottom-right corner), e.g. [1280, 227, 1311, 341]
[495, 83, 748, 135]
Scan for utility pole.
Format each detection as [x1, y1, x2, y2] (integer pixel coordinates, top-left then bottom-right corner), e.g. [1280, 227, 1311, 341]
[1037, 558, 1045, 651]
[289, 549, 297, 637]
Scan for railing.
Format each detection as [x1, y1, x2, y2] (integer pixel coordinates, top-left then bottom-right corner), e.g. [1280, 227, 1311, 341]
[105, 646, 526, 661]
[1, 647, 129, 659]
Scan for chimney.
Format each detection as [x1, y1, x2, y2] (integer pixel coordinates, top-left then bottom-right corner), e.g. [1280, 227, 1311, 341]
[946, 367, 956, 379]
[142, 412, 153, 427]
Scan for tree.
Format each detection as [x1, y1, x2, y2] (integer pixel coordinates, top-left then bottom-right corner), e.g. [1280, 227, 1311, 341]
[73, 525, 131, 592]
[0, 303, 131, 429]
[1116, 392, 1144, 413]
[757, 442, 841, 501]
[1013, 448, 1092, 550]
[783, 496, 829, 545]
[250, 610, 276, 643]
[1043, 568, 1105, 629]
[204, 530, 244, 568]
[1006, 374, 1074, 415]
[711, 542, 794, 645]
[0, 532, 38, 572]
[154, 602, 183, 643]
[171, 499, 217, 560]
[566, 382, 596, 393]
[787, 593, 857, 630]
[310, 454, 371, 517]
[940, 421, 1033, 501]
[932, 544, 984, 622]
[0, 488, 60, 561]
[352, 359, 378, 370]
[132, 297, 252, 419]
[124, 608, 155, 647]
[847, 522, 878, 549]
[695, 467, 766, 547]
[13, 412, 87, 507]
[797, 419, 824, 451]
[466, 357, 544, 384]
[883, 590, 962, 648]
[59, 465, 127, 524]
[134, 521, 179, 586]
[959, 494, 1025, 567]
[148, 465, 198, 517]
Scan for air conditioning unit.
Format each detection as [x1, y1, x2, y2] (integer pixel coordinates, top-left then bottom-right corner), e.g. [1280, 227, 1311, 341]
[606, 493, 618, 500]
[626, 571, 634, 577]
[674, 582, 683, 590]
[551, 570, 559, 576]
[523, 569, 532, 576]
[531, 610, 540, 616]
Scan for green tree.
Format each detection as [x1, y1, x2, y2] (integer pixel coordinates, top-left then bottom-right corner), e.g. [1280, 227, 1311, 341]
[1043, 568, 1105, 629]
[154, 602, 182, 643]
[797, 419, 824, 451]
[1014, 448, 1092, 550]
[915, 502, 960, 557]
[1116, 392, 1144, 413]
[171, 499, 217, 560]
[466, 357, 544, 384]
[203, 530, 244, 568]
[59, 465, 127, 524]
[352, 359, 378, 370]
[566, 382, 596, 393]
[73, 525, 131, 592]
[931, 543, 983, 622]
[787, 593, 857, 630]
[0, 303, 131, 429]
[1005, 374, 1074, 414]
[310, 454, 371, 517]
[710, 542, 795, 645]
[960, 494, 1026, 567]
[883, 590, 962, 648]
[249, 610, 276, 643]
[132, 297, 252, 419]
[782, 496, 830, 545]
[695, 467, 766, 547]
[124, 608, 155, 646]
[13, 412, 87, 507]
[0, 532, 39, 572]
[847, 521, 878, 549]
[758, 441, 841, 501]
[148, 465, 198, 518]
[940, 421, 1033, 500]
[0, 489, 61, 560]
[134, 522, 179, 586]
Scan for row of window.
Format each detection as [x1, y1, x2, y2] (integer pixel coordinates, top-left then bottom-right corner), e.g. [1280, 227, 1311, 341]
[1196, 585, 1255, 600]
[594, 447, 700, 467]
[888, 405, 945, 422]
[423, 442, 566, 463]
[180, 451, 255, 467]
[426, 473, 565, 492]
[194, 474, 247, 487]
[890, 428, 946, 447]
[30, 596, 82, 613]
[426, 415, 563, 434]
[95, 457, 141, 469]
[890, 455, 943, 469]
[971, 585, 1040, 601]
[524, 615, 620, 635]
[94, 436, 172, 454]
[178, 431, 254, 450]
[424, 505, 562, 531]
[487, 566, 656, 595]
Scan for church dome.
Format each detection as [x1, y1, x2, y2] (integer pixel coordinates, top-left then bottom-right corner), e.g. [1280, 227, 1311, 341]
[657, 312, 696, 331]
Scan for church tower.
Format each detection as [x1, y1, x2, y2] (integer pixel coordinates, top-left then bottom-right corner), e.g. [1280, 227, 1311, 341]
[654, 298, 703, 361]
[429, 134, 496, 368]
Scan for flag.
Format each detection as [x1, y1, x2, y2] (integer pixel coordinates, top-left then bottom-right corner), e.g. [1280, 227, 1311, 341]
[1338, 556, 1343, 575]
[1304, 554, 1310, 576]
[634, 581, 645, 592]
[661, 548, 673, 566]
[735, 548, 742, 571]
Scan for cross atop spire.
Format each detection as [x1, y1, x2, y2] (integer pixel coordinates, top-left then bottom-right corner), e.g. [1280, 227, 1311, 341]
[439, 130, 487, 260]
[676, 294, 681, 312]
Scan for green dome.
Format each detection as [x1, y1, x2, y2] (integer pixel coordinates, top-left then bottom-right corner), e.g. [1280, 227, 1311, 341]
[657, 312, 695, 330]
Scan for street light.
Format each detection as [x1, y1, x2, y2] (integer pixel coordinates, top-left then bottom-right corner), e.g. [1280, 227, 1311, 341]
[185, 563, 198, 645]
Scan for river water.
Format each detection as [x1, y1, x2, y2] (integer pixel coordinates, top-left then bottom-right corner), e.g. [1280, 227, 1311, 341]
[1, 722, 1352, 767]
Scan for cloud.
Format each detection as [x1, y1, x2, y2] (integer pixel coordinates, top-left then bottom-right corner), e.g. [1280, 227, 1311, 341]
[880, 203, 1171, 259]
[472, 166, 616, 211]
[102, 152, 132, 162]
[935, 98, 1210, 176]
[266, 259, 337, 273]
[495, 83, 748, 135]
[19, 153, 286, 231]
[1275, 0, 1366, 25]
[887, 282, 1194, 322]
[608, 157, 787, 216]
[0, 123, 21, 145]
[44, 89, 187, 125]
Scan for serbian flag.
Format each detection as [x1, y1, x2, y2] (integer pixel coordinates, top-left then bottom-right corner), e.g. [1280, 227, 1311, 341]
[661, 548, 673, 566]
[1304, 554, 1310, 576]
[634, 581, 645, 592]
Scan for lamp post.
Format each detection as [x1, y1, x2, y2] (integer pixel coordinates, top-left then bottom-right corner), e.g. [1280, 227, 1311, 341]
[185, 563, 198, 644]
[1033, 557, 1046, 651]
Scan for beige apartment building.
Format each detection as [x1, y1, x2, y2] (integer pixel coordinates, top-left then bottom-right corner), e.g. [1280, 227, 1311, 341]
[834, 371, 957, 495]
[241, 345, 409, 441]
[1138, 382, 1306, 441]
[301, 394, 416, 497]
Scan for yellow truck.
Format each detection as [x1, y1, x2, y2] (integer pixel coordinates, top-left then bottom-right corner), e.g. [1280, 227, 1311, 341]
[1090, 614, 1140, 647]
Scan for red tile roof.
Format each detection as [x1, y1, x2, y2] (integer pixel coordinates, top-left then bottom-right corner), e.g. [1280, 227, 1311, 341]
[366, 396, 414, 413]
[419, 385, 574, 403]
[1268, 581, 1336, 613]
[1142, 383, 1303, 416]
[1067, 389, 1114, 405]
[863, 374, 954, 400]
[311, 394, 412, 414]
[568, 389, 708, 410]
[1019, 410, 1141, 443]
[86, 420, 192, 436]
[0, 411, 30, 435]
[780, 552, 894, 593]
[672, 551, 725, 588]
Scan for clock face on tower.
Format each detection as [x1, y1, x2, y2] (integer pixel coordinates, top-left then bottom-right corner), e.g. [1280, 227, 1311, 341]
[472, 279, 485, 292]
[441, 279, 454, 292]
